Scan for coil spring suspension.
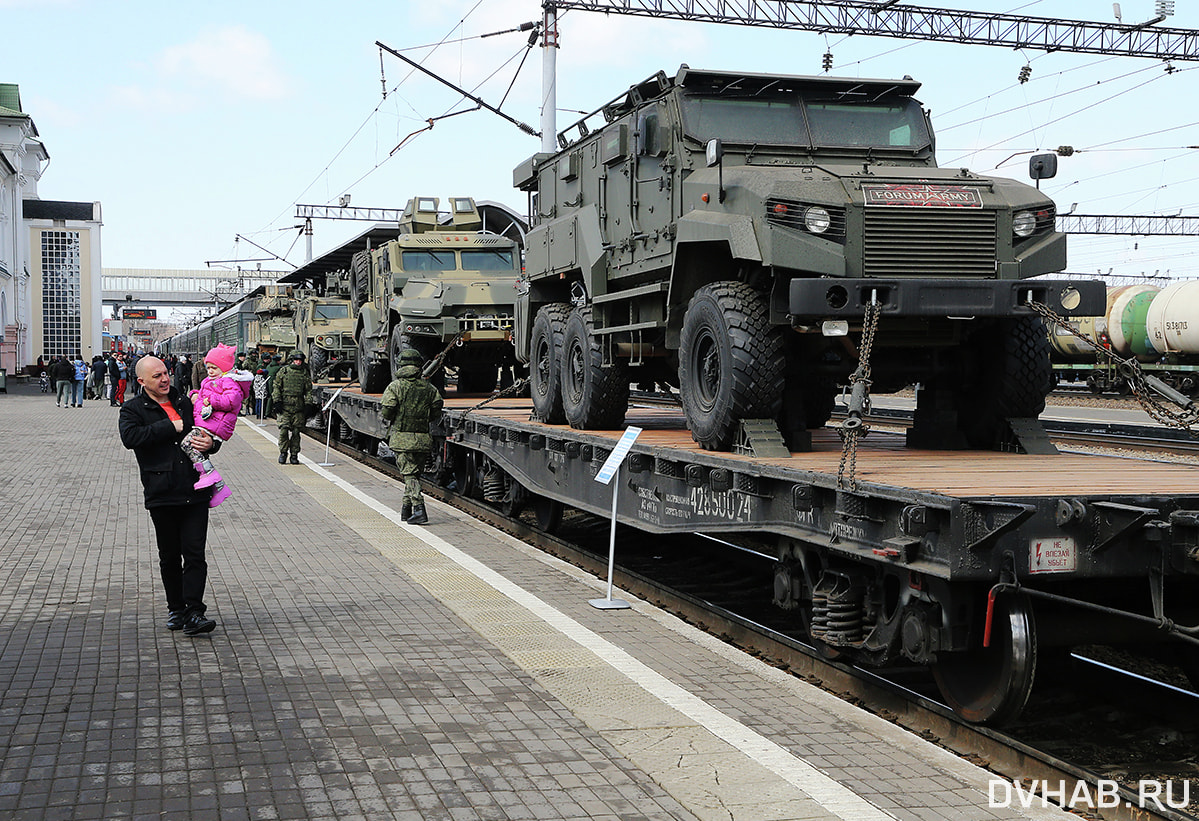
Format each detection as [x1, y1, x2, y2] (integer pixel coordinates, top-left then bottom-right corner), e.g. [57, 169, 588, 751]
[482, 463, 506, 503]
[809, 572, 865, 647]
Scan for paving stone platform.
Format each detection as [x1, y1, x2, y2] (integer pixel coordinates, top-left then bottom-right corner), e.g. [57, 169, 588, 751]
[0, 382, 1079, 820]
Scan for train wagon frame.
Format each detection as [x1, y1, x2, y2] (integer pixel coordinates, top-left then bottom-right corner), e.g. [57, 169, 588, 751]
[317, 387, 1199, 725]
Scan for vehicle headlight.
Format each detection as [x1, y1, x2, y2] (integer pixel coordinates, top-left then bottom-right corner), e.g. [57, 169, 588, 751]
[1013, 210, 1036, 237]
[804, 206, 831, 234]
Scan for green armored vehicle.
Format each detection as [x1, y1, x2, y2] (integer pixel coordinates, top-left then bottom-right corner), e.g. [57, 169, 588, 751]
[294, 272, 356, 380]
[254, 285, 299, 357]
[351, 196, 523, 394]
[514, 66, 1104, 451]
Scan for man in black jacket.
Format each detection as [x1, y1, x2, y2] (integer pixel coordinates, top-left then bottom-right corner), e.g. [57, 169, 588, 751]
[118, 356, 219, 636]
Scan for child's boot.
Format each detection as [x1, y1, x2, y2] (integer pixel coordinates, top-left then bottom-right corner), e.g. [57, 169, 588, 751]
[209, 481, 233, 508]
[194, 462, 221, 490]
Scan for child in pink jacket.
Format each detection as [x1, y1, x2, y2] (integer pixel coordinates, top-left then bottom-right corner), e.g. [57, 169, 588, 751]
[185, 343, 253, 507]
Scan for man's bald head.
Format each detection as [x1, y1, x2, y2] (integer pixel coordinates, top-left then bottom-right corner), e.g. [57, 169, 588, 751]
[135, 356, 172, 401]
[135, 356, 164, 380]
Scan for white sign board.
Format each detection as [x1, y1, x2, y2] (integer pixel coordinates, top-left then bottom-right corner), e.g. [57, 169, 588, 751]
[594, 426, 643, 485]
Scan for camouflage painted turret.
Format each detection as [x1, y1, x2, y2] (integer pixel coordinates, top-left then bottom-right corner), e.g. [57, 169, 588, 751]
[351, 196, 524, 394]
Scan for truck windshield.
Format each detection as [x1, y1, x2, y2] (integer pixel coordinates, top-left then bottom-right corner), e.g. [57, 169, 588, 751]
[679, 93, 930, 150]
[461, 249, 516, 271]
[313, 303, 349, 320]
[401, 250, 457, 272]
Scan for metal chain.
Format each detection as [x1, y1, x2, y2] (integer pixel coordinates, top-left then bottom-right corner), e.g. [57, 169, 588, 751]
[1028, 301, 1199, 433]
[460, 376, 530, 418]
[420, 332, 465, 380]
[838, 299, 882, 491]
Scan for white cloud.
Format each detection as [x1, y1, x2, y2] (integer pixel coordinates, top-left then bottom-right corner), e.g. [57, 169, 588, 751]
[156, 25, 291, 102]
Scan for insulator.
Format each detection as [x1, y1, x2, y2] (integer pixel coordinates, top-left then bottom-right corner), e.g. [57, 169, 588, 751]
[822, 52, 833, 72]
[1056, 145, 1075, 156]
[1156, 0, 1175, 17]
[1018, 65, 1032, 84]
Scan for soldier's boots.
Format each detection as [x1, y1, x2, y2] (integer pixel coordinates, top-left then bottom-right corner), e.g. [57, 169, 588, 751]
[278, 453, 287, 464]
[289, 454, 300, 465]
[400, 502, 412, 522]
[407, 503, 428, 525]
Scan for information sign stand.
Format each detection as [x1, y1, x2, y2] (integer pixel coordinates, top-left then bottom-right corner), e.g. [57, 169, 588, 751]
[589, 426, 642, 610]
[317, 383, 355, 467]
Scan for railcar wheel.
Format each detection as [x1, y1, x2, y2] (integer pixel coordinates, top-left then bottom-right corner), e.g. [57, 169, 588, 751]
[931, 593, 1037, 725]
[532, 494, 563, 534]
[530, 303, 570, 424]
[358, 332, 388, 393]
[562, 306, 629, 429]
[678, 282, 784, 450]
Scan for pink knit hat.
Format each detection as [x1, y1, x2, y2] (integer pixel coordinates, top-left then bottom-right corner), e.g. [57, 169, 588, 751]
[204, 343, 236, 374]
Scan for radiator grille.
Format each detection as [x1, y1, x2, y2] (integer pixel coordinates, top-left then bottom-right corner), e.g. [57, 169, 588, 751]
[863, 210, 997, 277]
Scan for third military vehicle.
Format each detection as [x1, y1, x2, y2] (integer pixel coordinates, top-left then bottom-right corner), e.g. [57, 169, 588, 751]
[513, 66, 1105, 451]
[351, 196, 523, 393]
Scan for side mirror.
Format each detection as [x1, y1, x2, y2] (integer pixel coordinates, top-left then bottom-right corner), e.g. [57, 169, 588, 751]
[706, 138, 724, 167]
[1029, 153, 1058, 180]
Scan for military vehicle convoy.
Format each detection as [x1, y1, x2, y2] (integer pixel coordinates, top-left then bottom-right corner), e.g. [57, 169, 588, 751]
[513, 66, 1105, 452]
[254, 285, 299, 356]
[294, 273, 357, 380]
[351, 196, 523, 394]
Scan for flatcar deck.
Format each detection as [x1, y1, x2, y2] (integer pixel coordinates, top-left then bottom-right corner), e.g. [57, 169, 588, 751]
[430, 395, 1199, 499]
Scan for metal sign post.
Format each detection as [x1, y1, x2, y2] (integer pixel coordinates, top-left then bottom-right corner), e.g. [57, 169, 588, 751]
[589, 426, 642, 610]
[317, 383, 355, 467]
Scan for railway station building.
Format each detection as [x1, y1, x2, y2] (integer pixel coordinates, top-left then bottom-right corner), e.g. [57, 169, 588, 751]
[0, 82, 103, 374]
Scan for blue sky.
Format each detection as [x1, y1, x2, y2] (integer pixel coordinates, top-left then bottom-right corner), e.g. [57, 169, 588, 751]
[5, 0, 1199, 285]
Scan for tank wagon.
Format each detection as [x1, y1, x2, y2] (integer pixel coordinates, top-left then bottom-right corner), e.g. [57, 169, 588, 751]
[1052, 282, 1199, 395]
[351, 196, 522, 394]
[315, 386, 1199, 726]
[513, 66, 1105, 453]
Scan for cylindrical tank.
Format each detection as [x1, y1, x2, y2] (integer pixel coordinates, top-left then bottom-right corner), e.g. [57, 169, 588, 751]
[1107, 284, 1160, 361]
[1146, 281, 1199, 355]
[1048, 315, 1104, 360]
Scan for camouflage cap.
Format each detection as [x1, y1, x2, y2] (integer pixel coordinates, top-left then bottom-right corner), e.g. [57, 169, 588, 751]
[290, 350, 305, 361]
[399, 348, 423, 365]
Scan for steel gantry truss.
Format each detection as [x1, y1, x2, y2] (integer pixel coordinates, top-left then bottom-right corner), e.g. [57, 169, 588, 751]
[1059, 214, 1199, 235]
[545, 1, 1199, 61]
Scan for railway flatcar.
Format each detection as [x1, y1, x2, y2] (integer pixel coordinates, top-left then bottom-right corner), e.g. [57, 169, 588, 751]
[316, 385, 1199, 727]
[1052, 281, 1199, 395]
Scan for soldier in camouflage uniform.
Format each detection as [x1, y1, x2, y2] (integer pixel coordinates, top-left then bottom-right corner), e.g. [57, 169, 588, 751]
[272, 350, 313, 465]
[380, 348, 443, 525]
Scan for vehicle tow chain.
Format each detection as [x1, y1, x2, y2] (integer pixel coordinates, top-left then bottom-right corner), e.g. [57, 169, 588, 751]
[1027, 300, 1199, 434]
[421, 332, 465, 381]
[838, 297, 882, 491]
[460, 376, 530, 419]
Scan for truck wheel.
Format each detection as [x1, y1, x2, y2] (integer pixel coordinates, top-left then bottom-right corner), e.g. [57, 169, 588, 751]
[957, 316, 1052, 448]
[309, 347, 329, 380]
[530, 303, 570, 423]
[678, 282, 784, 450]
[358, 333, 388, 393]
[562, 306, 629, 429]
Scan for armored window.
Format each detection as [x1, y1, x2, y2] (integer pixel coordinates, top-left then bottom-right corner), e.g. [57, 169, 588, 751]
[461, 249, 516, 272]
[313, 303, 349, 319]
[804, 99, 930, 149]
[451, 198, 475, 213]
[401, 250, 456, 272]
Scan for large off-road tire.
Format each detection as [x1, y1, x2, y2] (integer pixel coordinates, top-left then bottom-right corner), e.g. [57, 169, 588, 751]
[309, 347, 329, 380]
[561, 306, 629, 430]
[678, 282, 784, 450]
[349, 251, 372, 306]
[955, 316, 1052, 448]
[357, 331, 388, 394]
[530, 303, 570, 424]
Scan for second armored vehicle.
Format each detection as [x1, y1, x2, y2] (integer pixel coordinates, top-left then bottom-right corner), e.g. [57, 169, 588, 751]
[351, 196, 523, 393]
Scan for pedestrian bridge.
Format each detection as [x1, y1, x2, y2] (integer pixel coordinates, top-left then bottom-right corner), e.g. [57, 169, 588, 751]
[102, 268, 286, 312]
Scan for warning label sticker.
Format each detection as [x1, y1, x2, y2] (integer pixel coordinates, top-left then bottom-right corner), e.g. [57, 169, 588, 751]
[863, 184, 983, 207]
[1029, 537, 1077, 574]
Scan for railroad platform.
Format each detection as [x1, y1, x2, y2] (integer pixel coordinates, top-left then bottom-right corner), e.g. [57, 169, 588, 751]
[0, 381, 1079, 821]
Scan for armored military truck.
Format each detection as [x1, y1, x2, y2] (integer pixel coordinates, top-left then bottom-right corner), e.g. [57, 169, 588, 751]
[254, 285, 299, 356]
[513, 66, 1104, 452]
[351, 196, 523, 394]
[293, 271, 356, 380]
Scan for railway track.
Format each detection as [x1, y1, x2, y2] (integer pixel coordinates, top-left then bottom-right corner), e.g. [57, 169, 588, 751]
[301, 421, 1199, 821]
